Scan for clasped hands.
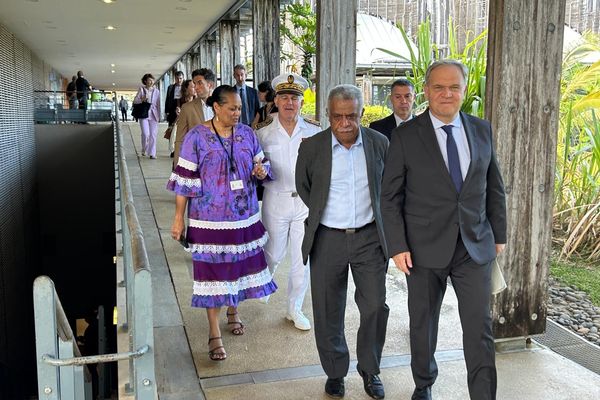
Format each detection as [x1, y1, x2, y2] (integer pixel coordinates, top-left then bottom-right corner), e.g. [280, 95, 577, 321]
[252, 161, 267, 180]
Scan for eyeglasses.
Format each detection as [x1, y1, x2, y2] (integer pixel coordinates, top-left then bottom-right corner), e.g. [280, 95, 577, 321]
[329, 113, 359, 122]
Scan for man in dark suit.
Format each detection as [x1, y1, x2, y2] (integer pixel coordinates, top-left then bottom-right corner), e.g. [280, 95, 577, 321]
[296, 84, 389, 400]
[369, 78, 415, 140]
[380, 60, 507, 400]
[233, 64, 260, 126]
[165, 70, 184, 127]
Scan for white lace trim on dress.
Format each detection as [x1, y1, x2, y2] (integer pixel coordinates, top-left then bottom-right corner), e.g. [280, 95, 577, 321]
[177, 157, 198, 171]
[192, 268, 273, 296]
[169, 172, 201, 188]
[188, 212, 261, 230]
[187, 232, 268, 254]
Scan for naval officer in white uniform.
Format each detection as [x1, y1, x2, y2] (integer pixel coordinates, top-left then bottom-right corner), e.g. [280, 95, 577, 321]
[256, 73, 321, 330]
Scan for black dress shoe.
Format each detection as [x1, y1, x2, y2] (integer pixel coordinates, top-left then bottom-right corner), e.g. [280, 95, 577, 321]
[325, 377, 345, 398]
[357, 368, 385, 399]
[411, 386, 432, 400]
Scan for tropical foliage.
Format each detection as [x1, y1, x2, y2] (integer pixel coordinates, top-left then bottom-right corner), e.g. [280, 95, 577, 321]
[377, 17, 487, 118]
[280, 3, 317, 80]
[554, 32, 600, 261]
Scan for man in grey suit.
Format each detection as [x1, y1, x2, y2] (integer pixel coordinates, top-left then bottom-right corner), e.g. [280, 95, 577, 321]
[380, 60, 507, 400]
[296, 84, 389, 399]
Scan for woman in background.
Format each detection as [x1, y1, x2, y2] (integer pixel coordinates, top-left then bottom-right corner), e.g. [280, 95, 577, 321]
[251, 80, 277, 129]
[133, 73, 161, 158]
[169, 79, 196, 159]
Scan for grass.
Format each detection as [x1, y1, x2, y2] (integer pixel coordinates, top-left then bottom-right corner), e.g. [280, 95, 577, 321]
[550, 254, 600, 306]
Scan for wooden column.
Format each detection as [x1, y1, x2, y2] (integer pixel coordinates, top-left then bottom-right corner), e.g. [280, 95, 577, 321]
[200, 37, 217, 75]
[485, 0, 566, 338]
[316, 0, 358, 127]
[253, 0, 280, 85]
[219, 20, 240, 86]
[190, 44, 200, 73]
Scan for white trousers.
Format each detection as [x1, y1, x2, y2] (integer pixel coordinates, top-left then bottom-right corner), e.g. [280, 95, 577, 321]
[261, 190, 310, 313]
[139, 118, 158, 157]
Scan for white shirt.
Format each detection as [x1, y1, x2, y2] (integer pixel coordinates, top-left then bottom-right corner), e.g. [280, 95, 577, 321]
[256, 114, 320, 193]
[321, 130, 374, 229]
[202, 99, 214, 120]
[429, 111, 471, 180]
[393, 113, 412, 127]
[173, 85, 182, 100]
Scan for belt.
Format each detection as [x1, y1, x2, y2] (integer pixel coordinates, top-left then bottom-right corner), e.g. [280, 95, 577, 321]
[321, 221, 375, 234]
[270, 190, 299, 197]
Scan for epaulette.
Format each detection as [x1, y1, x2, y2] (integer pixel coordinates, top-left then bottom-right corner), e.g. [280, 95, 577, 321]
[255, 117, 274, 130]
[303, 117, 321, 127]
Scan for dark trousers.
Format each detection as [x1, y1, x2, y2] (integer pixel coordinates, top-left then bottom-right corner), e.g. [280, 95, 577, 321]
[407, 237, 496, 400]
[120, 108, 127, 121]
[310, 223, 389, 379]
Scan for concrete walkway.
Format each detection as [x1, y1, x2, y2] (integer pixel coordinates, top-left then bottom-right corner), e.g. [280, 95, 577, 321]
[121, 121, 600, 399]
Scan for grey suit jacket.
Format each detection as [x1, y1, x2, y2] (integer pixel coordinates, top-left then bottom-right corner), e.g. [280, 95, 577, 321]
[295, 126, 389, 265]
[380, 110, 507, 268]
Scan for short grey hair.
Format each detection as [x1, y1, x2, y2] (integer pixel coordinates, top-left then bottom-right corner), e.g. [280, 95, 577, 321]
[327, 84, 364, 112]
[424, 60, 468, 85]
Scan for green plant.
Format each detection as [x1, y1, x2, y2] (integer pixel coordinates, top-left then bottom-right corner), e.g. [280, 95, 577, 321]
[554, 32, 600, 261]
[361, 105, 392, 126]
[280, 3, 316, 80]
[376, 17, 488, 118]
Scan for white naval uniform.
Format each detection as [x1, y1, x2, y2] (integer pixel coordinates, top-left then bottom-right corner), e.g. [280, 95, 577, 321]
[256, 114, 320, 314]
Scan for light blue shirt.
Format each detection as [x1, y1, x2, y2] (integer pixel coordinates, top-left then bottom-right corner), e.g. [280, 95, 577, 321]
[429, 112, 471, 180]
[321, 130, 374, 229]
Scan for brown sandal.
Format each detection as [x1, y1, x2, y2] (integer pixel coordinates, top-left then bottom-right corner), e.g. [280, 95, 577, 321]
[226, 311, 245, 335]
[208, 337, 227, 361]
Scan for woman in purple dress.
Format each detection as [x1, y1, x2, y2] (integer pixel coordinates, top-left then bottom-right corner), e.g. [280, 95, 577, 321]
[167, 85, 277, 361]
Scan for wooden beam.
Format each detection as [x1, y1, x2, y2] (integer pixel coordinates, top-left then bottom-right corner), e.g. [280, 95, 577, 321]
[485, 0, 566, 338]
[253, 0, 280, 85]
[316, 0, 358, 127]
[200, 37, 217, 76]
[219, 20, 240, 86]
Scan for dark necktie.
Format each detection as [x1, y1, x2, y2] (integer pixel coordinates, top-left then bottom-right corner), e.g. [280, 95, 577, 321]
[239, 87, 248, 125]
[441, 124, 463, 192]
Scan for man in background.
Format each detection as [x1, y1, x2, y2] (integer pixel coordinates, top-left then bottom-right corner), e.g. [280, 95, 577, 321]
[173, 68, 215, 167]
[233, 64, 259, 126]
[165, 70, 184, 128]
[119, 96, 128, 122]
[75, 70, 91, 110]
[369, 78, 415, 140]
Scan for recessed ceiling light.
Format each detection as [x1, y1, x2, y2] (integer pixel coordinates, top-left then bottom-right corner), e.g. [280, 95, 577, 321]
[112, 83, 116, 86]
[175, 7, 187, 11]
[179, 0, 192, 3]
[111, 70, 116, 73]
[104, 25, 116, 31]
[101, 0, 116, 4]
[110, 63, 116, 67]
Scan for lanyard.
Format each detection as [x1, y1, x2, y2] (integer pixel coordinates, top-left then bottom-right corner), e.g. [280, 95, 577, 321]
[211, 119, 237, 174]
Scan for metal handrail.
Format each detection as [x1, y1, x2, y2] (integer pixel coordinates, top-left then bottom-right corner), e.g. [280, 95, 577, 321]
[34, 97, 156, 399]
[42, 345, 150, 367]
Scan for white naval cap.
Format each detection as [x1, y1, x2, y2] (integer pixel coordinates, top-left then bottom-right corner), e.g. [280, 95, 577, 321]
[271, 73, 308, 96]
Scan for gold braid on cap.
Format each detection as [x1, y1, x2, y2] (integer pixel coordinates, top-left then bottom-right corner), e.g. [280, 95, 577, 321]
[275, 75, 304, 94]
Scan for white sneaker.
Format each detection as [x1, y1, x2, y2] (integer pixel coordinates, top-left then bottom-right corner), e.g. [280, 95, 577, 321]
[258, 295, 270, 304]
[286, 311, 311, 331]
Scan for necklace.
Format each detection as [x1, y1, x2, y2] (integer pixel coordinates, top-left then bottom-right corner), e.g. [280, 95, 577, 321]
[211, 119, 236, 174]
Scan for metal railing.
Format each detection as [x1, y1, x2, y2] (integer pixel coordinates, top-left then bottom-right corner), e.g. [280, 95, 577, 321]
[33, 101, 156, 399]
[34, 90, 115, 123]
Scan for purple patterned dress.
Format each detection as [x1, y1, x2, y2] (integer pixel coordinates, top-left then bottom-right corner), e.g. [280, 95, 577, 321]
[167, 123, 277, 308]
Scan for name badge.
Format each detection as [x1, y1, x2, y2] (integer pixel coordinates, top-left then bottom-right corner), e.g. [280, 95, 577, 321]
[230, 180, 244, 191]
